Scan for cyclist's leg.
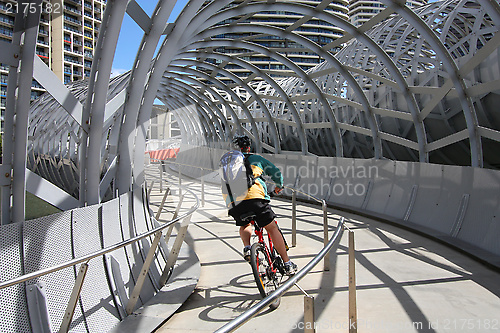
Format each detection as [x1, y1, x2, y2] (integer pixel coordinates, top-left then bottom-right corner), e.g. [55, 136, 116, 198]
[252, 199, 289, 262]
[239, 224, 252, 247]
[264, 221, 289, 262]
[229, 201, 253, 247]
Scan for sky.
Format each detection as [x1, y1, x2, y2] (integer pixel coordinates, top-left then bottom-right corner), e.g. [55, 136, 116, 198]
[111, 0, 189, 77]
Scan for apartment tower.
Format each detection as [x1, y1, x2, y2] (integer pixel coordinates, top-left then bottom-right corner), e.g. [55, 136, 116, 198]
[200, 0, 349, 82]
[0, 0, 106, 129]
[349, 0, 427, 27]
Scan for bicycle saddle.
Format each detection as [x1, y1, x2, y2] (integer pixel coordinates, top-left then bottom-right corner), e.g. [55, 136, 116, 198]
[240, 211, 257, 222]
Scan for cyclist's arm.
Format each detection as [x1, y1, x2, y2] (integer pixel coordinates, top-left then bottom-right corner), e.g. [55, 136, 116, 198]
[259, 156, 284, 189]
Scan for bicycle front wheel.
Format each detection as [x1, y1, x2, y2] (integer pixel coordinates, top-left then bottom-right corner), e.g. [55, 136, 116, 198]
[250, 243, 281, 309]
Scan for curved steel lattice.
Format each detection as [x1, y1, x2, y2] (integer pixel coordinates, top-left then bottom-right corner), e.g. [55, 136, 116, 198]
[1, 0, 499, 223]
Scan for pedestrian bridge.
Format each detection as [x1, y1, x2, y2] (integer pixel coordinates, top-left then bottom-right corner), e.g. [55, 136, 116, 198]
[150, 162, 500, 333]
[0, 0, 500, 331]
[2, 154, 499, 332]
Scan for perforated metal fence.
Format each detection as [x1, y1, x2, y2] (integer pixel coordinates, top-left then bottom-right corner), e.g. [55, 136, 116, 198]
[0, 187, 198, 332]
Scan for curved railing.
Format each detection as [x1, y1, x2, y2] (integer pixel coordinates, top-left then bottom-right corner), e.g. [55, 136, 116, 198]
[152, 156, 352, 332]
[162, 144, 500, 269]
[0, 184, 199, 333]
[0, 191, 199, 291]
[215, 216, 345, 332]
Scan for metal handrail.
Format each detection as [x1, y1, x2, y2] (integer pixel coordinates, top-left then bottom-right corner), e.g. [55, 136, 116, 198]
[154, 158, 335, 266]
[150, 157, 321, 199]
[153, 155, 351, 332]
[215, 217, 345, 333]
[0, 186, 199, 290]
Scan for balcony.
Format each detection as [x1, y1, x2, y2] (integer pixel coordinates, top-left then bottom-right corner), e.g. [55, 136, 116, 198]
[64, 15, 82, 26]
[0, 27, 13, 38]
[36, 50, 49, 59]
[64, 5, 82, 15]
[64, 56, 82, 65]
[66, 0, 82, 6]
[0, 15, 15, 26]
[64, 24, 81, 34]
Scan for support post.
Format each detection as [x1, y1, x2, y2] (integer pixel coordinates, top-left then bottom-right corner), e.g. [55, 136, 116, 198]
[155, 187, 171, 220]
[159, 215, 192, 286]
[322, 200, 329, 271]
[304, 295, 315, 333]
[165, 193, 185, 244]
[292, 190, 297, 247]
[159, 162, 163, 193]
[349, 231, 357, 333]
[201, 168, 205, 207]
[60, 263, 89, 333]
[147, 180, 155, 198]
[178, 166, 182, 197]
[126, 231, 163, 315]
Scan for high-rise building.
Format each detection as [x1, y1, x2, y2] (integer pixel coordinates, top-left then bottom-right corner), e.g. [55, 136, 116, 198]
[0, 0, 106, 129]
[200, 0, 349, 82]
[349, 0, 427, 27]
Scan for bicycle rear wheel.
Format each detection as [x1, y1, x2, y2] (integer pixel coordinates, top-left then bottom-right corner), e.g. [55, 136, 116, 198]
[250, 243, 281, 309]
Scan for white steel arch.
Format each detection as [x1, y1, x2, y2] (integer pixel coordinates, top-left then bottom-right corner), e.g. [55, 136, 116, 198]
[0, 0, 498, 223]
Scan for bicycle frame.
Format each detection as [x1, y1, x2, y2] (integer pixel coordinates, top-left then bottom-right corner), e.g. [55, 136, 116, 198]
[251, 220, 280, 275]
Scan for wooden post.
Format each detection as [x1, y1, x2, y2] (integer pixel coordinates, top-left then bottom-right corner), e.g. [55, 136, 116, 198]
[201, 169, 205, 207]
[292, 190, 297, 247]
[159, 163, 163, 192]
[348, 231, 357, 333]
[304, 295, 315, 333]
[322, 200, 329, 271]
[60, 263, 88, 332]
[155, 187, 170, 220]
[178, 166, 182, 197]
[126, 232, 163, 315]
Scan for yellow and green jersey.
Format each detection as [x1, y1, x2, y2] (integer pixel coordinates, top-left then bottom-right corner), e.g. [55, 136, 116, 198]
[223, 153, 283, 208]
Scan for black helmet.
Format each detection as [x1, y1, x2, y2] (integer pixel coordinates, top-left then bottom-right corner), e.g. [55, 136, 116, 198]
[233, 135, 251, 149]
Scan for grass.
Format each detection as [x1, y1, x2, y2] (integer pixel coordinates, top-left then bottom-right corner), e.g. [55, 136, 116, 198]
[25, 191, 61, 220]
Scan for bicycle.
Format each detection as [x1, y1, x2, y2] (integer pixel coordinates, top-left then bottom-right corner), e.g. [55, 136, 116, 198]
[240, 212, 287, 310]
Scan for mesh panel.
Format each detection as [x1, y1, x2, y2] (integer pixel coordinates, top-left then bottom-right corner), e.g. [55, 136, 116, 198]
[131, 190, 156, 300]
[23, 211, 87, 332]
[102, 197, 134, 311]
[119, 192, 144, 309]
[140, 189, 162, 291]
[72, 206, 100, 256]
[0, 222, 31, 332]
[72, 205, 120, 332]
[132, 190, 148, 235]
[151, 219, 169, 280]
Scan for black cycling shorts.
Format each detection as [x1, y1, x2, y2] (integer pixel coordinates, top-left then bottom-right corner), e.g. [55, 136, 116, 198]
[228, 199, 276, 228]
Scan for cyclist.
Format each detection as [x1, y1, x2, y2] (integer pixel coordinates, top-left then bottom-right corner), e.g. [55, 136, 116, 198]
[222, 135, 298, 275]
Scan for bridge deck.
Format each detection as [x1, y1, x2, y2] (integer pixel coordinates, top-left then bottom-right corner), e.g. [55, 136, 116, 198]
[145, 163, 500, 333]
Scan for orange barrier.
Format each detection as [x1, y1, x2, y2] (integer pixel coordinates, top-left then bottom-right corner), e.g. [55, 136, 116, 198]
[147, 148, 180, 160]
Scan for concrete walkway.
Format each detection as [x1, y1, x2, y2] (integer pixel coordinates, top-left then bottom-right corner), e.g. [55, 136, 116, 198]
[145, 163, 500, 333]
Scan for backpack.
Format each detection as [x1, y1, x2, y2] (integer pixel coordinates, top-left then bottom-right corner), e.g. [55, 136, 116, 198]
[220, 150, 256, 208]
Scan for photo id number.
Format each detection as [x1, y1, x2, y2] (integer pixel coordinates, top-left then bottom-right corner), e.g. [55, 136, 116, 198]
[5, 2, 62, 15]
